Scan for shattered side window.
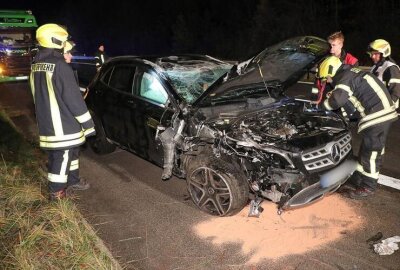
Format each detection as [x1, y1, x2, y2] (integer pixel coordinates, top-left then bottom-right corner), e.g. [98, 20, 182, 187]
[140, 72, 168, 105]
[108, 65, 136, 93]
[157, 58, 232, 104]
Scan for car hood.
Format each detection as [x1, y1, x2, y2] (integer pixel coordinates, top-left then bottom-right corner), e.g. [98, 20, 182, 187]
[195, 36, 330, 106]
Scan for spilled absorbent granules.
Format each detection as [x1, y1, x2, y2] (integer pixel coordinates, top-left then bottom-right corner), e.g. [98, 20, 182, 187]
[194, 194, 364, 263]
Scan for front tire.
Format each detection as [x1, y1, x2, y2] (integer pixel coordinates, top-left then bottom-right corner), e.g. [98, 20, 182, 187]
[186, 155, 248, 216]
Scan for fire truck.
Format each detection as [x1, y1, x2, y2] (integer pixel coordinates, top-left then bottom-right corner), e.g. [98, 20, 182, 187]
[0, 10, 37, 82]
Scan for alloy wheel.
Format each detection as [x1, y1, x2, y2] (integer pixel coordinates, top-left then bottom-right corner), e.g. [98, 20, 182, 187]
[188, 166, 233, 216]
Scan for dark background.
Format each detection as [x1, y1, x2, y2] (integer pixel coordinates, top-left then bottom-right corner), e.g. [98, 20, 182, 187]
[3, 0, 400, 64]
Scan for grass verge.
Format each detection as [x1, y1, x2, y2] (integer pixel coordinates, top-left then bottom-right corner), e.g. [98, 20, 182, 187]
[0, 111, 120, 269]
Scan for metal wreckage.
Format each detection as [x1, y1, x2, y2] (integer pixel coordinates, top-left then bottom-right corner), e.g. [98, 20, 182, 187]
[87, 36, 356, 217]
[159, 95, 354, 217]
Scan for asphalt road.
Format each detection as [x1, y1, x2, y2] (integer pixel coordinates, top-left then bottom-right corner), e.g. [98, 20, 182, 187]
[1, 82, 400, 270]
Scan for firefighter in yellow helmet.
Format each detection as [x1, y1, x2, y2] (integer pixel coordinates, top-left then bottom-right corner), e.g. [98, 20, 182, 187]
[318, 56, 397, 199]
[368, 39, 400, 109]
[31, 24, 96, 200]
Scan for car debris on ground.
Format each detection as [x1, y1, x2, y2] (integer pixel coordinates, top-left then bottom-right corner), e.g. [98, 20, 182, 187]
[373, 236, 400, 255]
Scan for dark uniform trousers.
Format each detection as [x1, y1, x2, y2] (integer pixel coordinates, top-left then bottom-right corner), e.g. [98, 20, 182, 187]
[351, 121, 392, 191]
[47, 147, 80, 192]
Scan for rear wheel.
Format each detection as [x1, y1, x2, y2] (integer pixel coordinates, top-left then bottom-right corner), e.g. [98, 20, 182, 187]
[89, 112, 116, 154]
[186, 155, 248, 216]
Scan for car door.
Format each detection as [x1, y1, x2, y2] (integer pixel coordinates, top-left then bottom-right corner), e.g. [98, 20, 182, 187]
[131, 66, 176, 166]
[98, 64, 136, 147]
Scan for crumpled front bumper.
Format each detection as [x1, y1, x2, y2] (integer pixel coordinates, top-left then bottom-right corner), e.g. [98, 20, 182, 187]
[281, 159, 357, 210]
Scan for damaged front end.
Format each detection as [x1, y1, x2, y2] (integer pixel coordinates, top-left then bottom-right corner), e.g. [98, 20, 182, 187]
[178, 99, 355, 214]
[153, 37, 351, 216]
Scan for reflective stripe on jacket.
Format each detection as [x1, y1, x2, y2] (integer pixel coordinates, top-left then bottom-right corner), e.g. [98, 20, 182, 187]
[371, 60, 400, 108]
[94, 51, 108, 67]
[30, 48, 95, 150]
[323, 67, 398, 133]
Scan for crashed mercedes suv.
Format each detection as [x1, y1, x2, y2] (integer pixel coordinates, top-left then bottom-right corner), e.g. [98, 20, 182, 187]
[86, 36, 355, 216]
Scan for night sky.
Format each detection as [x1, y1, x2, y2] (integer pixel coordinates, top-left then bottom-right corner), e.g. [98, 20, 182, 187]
[3, 0, 400, 65]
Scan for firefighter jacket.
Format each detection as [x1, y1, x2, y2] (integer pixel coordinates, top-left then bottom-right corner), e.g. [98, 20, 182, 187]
[94, 50, 108, 68]
[340, 50, 358, 66]
[371, 59, 400, 108]
[30, 48, 96, 150]
[323, 66, 398, 133]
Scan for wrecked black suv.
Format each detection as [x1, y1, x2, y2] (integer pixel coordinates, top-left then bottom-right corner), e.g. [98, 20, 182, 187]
[86, 36, 355, 216]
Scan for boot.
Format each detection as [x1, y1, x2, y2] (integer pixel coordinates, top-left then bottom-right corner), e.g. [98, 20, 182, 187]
[348, 187, 375, 200]
[49, 189, 67, 201]
[338, 173, 361, 193]
[69, 177, 90, 191]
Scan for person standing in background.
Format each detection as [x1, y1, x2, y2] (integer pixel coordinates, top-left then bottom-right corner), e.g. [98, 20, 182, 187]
[327, 31, 358, 66]
[94, 44, 108, 71]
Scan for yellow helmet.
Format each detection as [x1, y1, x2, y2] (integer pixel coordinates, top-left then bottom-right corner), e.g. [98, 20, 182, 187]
[368, 39, 391, 57]
[317, 56, 342, 80]
[36, 24, 69, 49]
[63, 40, 75, 54]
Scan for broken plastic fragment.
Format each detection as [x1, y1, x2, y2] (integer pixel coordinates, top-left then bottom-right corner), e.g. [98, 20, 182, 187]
[373, 236, 400, 255]
[248, 198, 264, 218]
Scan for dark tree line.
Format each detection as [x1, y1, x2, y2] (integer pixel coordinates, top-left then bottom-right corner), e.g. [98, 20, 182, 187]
[5, 0, 400, 64]
[170, 0, 400, 64]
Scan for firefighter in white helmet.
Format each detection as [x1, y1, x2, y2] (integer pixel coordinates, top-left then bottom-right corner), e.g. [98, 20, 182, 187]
[31, 24, 95, 200]
[368, 39, 400, 109]
[318, 56, 398, 199]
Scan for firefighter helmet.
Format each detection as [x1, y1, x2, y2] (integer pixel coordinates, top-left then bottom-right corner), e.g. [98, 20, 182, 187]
[368, 39, 391, 57]
[317, 56, 342, 80]
[63, 40, 75, 54]
[36, 24, 69, 49]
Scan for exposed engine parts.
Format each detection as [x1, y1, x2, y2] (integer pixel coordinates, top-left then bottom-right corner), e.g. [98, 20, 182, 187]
[156, 97, 352, 215]
[179, 101, 350, 210]
[232, 108, 319, 143]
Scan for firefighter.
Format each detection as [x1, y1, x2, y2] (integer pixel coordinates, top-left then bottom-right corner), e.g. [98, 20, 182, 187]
[317, 56, 398, 199]
[94, 44, 108, 71]
[327, 31, 358, 66]
[368, 39, 400, 109]
[30, 24, 96, 200]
